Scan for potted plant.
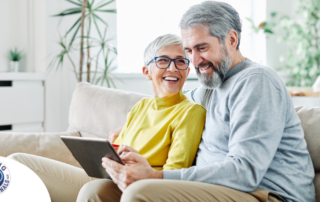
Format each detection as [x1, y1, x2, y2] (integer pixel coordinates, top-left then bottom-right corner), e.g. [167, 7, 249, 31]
[49, 0, 118, 87]
[247, 0, 320, 90]
[276, 0, 320, 87]
[9, 48, 22, 72]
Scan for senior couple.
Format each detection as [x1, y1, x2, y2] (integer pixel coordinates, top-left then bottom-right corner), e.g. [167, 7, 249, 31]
[9, 1, 315, 202]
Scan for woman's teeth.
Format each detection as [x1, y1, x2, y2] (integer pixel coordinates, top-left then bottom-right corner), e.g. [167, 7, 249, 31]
[164, 77, 178, 81]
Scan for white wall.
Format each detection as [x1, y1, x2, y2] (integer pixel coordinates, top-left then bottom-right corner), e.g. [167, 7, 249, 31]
[266, 0, 297, 69]
[117, 0, 267, 73]
[0, 0, 47, 73]
[0, 0, 28, 72]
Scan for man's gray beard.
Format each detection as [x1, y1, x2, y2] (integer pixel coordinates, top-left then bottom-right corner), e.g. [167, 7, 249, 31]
[196, 47, 232, 89]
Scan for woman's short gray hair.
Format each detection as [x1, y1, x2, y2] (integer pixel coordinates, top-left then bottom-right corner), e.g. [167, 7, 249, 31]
[144, 34, 188, 67]
[180, 1, 242, 49]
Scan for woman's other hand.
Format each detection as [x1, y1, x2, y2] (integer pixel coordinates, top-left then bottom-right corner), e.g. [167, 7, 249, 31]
[108, 127, 122, 143]
[118, 145, 138, 156]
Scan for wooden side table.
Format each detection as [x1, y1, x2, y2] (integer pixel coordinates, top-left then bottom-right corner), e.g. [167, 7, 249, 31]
[287, 87, 320, 107]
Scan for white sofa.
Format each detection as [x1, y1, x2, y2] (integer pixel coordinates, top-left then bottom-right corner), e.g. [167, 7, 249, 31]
[1, 82, 320, 201]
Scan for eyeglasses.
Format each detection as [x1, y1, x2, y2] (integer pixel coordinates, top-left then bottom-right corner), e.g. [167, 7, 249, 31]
[147, 56, 190, 70]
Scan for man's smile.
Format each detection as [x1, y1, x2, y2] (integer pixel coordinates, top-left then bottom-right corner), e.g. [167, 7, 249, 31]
[199, 65, 210, 72]
[198, 64, 213, 74]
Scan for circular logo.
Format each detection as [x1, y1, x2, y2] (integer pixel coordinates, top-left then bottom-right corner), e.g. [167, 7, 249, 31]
[0, 162, 10, 194]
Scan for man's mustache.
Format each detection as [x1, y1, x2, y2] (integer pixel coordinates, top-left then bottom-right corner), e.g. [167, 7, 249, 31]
[195, 62, 225, 81]
[195, 62, 212, 69]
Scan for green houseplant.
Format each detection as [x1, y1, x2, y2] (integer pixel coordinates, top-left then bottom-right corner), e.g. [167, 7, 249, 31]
[9, 48, 22, 72]
[247, 0, 320, 87]
[49, 0, 118, 87]
[276, 0, 320, 87]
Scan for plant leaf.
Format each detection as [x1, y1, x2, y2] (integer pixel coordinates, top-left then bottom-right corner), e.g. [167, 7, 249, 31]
[311, 12, 318, 19]
[53, 8, 82, 16]
[271, 12, 277, 17]
[105, 76, 111, 87]
[264, 29, 273, 34]
[94, 0, 115, 10]
[109, 77, 116, 88]
[65, 0, 82, 6]
[95, 9, 117, 13]
[65, 16, 82, 36]
[87, 15, 92, 35]
[92, 15, 103, 38]
[87, 0, 94, 9]
[93, 13, 107, 25]
[95, 76, 102, 85]
[69, 23, 82, 47]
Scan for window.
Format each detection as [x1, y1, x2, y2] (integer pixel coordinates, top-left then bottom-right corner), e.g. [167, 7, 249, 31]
[117, 0, 266, 73]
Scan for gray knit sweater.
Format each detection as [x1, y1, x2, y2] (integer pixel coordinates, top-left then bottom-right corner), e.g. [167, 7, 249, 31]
[163, 59, 315, 202]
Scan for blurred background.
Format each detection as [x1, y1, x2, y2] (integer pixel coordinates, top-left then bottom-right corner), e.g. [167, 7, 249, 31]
[0, 0, 319, 133]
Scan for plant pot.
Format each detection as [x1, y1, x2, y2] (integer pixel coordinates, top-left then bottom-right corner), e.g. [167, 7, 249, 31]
[10, 61, 19, 72]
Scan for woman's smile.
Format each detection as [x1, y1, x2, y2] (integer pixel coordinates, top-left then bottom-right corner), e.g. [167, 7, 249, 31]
[163, 76, 179, 82]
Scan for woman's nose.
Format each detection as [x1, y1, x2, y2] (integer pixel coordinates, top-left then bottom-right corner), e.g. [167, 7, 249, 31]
[167, 61, 178, 72]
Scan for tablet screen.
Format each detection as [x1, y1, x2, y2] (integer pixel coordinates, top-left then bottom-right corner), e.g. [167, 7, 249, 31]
[61, 136, 124, 179]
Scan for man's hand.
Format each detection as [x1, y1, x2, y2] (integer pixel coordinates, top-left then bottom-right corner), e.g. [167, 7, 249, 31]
[102, 152, 163, 191]
[108, 127, 122, 143]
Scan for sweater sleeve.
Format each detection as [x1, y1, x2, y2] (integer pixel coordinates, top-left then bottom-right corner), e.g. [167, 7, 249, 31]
[163, 104, 206, 170]
[184, 87, 207, 106]
[163, 73, 287, 192]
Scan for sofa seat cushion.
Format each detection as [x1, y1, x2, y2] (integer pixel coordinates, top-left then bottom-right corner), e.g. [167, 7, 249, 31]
[0, 131, 81, 167]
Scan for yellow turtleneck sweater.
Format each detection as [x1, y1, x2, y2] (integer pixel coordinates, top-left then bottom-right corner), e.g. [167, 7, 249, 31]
[114, 91, 206, 170]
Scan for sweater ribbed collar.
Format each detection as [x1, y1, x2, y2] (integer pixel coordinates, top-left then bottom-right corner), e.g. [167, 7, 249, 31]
[223, 58, 253, 82]
[153, 90, 186, 110]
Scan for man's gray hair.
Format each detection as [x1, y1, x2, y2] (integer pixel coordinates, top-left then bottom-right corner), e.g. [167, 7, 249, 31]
[180, 1, 242, 49]
[144, 34, 188, 67]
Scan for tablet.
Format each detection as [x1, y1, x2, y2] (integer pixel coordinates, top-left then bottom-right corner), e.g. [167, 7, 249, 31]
[61, 135, 124, 179]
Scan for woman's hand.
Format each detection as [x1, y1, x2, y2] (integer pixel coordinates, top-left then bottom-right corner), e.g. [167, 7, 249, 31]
[118, 145, 138, 156]
[108, 127, 122, 143]
[118, 145, 138, 166]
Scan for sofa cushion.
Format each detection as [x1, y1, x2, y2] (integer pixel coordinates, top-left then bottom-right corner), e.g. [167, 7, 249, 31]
[67, 82, 151, 139]
[295, 106, 320, 172]
[0, 131, 81, 168]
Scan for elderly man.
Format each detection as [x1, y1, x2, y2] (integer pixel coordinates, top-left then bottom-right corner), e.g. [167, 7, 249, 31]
[78, 1, 315, 202]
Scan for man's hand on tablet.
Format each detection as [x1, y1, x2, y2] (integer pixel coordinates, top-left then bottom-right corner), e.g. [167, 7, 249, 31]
[102, 145, 163, 191]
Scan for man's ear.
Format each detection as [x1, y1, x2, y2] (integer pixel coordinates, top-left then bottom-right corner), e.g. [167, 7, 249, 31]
[142, 66, 152, 80]
[227, 30, 238, 51]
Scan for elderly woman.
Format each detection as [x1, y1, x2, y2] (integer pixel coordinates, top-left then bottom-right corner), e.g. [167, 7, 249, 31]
[8, 34, 206, 202]
[111, 34, 206, 170]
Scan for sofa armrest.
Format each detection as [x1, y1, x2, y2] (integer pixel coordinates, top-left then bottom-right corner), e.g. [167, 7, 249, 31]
[0, 131, 81, 168]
